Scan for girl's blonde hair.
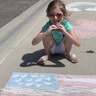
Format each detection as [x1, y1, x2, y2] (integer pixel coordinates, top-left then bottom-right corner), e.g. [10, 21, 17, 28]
[46, 0, 68, 17]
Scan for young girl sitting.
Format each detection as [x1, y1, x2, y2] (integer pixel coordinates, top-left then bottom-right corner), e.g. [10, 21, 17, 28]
[32, 0, 81, 64]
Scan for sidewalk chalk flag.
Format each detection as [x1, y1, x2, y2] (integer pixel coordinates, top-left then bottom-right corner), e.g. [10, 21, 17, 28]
[1, 72, 96, 96]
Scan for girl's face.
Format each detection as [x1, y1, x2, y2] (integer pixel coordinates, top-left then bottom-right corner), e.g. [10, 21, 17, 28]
[48, 7, 64, 25]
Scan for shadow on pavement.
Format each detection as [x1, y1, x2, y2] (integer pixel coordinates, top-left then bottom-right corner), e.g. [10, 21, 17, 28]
[43, 54, 65, 67]
[20, 49, 65, 67]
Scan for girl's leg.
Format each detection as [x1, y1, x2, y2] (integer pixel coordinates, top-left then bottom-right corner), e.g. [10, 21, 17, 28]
[38, 35, 54, 64]
[43, 34, 54, 57]
[63, 37, 73, 56]
[63, 37, 78, 63]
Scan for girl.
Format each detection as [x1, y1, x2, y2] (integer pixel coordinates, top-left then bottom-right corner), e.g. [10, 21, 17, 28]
[32, 0, 81, 64]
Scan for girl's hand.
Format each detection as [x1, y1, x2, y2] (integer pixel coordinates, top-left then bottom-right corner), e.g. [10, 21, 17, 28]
[56, 24, 66, 34]
[47, 25, 57, 34]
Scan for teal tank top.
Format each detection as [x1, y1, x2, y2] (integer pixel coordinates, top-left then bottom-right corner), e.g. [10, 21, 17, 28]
[42, 20, 73, 45]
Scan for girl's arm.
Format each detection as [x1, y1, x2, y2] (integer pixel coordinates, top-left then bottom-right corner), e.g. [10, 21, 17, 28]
[57, 24, 81, 47]
[64, 29, 81, 47]
[32, 25, 57, 45]
[32, 31, 48, 45]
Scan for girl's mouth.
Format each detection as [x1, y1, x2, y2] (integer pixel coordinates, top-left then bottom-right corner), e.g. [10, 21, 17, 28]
[53, 20, 60, 24]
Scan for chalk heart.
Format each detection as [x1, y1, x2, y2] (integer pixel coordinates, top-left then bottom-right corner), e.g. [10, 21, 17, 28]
[74, 19, 96, 38]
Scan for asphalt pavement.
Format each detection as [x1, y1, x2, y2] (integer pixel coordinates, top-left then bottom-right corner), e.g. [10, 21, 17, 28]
[0, 0, 96, 95]
[0, 0, 39, 28]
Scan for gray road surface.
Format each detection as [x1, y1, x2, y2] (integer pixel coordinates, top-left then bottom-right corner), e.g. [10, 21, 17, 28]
[0, 0, 39, 28]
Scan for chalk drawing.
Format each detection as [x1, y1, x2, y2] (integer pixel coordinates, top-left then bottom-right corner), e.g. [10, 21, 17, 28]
[66, 2, 96, 11]
[1, 73, 96, 96]
[74, 19, 96, 38]
[8, 72, 58, 89]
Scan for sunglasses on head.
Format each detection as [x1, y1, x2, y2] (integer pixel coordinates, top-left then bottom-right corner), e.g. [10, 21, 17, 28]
[48, 13, 63, 19]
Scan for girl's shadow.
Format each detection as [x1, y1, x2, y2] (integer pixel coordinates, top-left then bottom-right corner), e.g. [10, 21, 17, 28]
[20, 49, 65, 67]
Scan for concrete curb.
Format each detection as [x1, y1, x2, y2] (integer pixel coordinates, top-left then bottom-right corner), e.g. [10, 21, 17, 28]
[0, 0, 50, 64]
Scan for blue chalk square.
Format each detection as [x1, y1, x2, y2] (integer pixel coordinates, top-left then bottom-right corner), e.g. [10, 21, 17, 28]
[8, 72, 58, 89]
